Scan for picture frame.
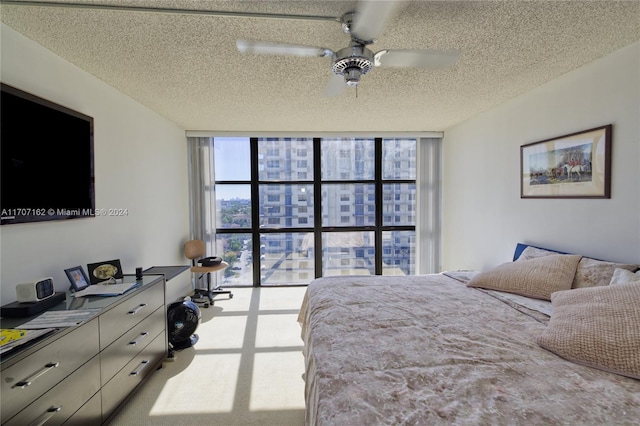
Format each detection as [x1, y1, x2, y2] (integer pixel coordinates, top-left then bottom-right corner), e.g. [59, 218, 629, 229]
[87, 259, 123, 284]
[520, 125, 611, 198]
[65, 266, 91, 292]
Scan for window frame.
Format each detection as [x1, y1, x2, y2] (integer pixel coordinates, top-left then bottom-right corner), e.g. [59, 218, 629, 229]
[211, 137, 418, 286]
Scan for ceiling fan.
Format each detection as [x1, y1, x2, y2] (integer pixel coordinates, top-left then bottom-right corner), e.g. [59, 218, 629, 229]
[236, 0, 460, 96]
[4, 0, 458, 96]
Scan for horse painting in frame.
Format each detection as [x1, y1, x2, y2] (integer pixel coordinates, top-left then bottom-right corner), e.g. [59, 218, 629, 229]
[520, 124, 611, 199]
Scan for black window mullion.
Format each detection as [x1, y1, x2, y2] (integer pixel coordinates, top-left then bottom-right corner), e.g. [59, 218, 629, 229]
[375, 138, 383, 274]
[250, 137, 261, 287]
[313, 138, 323, 279]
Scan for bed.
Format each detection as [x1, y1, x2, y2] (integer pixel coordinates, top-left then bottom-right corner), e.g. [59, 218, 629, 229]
[298, 244, 640, 425]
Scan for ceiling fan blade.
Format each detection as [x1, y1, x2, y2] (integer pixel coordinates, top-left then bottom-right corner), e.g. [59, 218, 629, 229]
[323, 72, 346, 97]
[351, 0, 397, 42]
[237, 40, 333, 57]
[374, 49, 460, 68]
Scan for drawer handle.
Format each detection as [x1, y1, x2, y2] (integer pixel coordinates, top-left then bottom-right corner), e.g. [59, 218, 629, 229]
[129, 331, 149, 346]
[129, 360, 150, 376]
[128, 303, 148, 315]
[14, 362, 60, 389]
[30, 406, 62, 426]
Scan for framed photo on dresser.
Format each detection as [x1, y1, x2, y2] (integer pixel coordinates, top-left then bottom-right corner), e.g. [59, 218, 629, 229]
[64, 266, 91, 292]
[87, 259, 124, 284]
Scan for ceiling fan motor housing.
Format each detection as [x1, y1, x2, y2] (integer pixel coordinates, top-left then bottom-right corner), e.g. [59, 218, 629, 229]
[332, 45, 375, 86]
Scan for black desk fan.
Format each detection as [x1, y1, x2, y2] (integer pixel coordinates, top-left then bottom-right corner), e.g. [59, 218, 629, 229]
[167, 300, 201, 351]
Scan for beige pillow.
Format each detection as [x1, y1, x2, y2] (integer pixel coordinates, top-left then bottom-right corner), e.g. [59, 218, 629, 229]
[518, 246, 639, 288]
[467, 254, 581, 300]
[537, 283, 640, 380]
[610, 268, 640, 285]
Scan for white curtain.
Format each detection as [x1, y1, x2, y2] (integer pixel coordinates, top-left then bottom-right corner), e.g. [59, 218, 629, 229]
[187, 137, 216, 254]
[416, 137, 442, 274]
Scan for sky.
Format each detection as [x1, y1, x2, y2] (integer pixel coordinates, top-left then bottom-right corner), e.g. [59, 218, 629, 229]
[214, 137, 251, 200]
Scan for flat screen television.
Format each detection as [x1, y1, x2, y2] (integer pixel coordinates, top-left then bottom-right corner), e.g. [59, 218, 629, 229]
[1, 83, 95, 225]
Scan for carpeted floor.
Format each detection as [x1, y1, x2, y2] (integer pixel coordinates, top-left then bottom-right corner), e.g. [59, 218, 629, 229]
[106, 286, 308, 426]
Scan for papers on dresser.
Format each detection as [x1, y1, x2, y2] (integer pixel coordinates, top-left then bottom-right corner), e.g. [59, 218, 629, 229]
[18, 309, 102, 329]
[73, 281, 138, 297]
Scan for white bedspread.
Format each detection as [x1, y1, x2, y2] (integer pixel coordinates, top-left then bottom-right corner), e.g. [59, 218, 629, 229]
[298, 274, 640, 425]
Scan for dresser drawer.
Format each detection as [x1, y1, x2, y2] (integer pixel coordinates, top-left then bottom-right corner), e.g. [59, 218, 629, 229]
[4, 354, 101, 426]
[63, 391, 102, 426]
[100, 305, 166, 385]
[101, 331, 166, 420]
[1, 319, 100, 423]
[99, 280, 164, 349]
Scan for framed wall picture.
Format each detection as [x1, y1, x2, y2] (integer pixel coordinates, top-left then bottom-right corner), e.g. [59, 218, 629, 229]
[87, 259, 124, 284]
[520, 125, 612, 198]
[65, 266, 91, 292]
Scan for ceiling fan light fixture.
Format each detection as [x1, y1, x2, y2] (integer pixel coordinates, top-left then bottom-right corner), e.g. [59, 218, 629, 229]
[343, 68, 363, 87]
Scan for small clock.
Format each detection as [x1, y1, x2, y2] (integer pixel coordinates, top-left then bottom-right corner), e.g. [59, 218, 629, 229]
[16, 278, 55, 303]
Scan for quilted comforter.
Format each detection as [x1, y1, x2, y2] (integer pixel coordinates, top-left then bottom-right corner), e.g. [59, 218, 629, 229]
[298, 274, 640, 425]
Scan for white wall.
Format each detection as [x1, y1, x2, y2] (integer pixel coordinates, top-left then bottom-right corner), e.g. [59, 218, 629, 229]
[442, 42, 640, 271]
[0, 24, 191, 304]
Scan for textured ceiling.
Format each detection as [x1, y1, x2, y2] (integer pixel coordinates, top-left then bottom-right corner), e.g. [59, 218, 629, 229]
[1, 1, 639, 132]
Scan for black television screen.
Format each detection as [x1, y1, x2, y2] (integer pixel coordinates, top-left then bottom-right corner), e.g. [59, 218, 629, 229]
[1, 83, 95, 225]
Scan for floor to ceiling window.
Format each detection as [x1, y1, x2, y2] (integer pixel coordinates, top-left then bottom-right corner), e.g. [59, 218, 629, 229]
[188, 136, 437, 287]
